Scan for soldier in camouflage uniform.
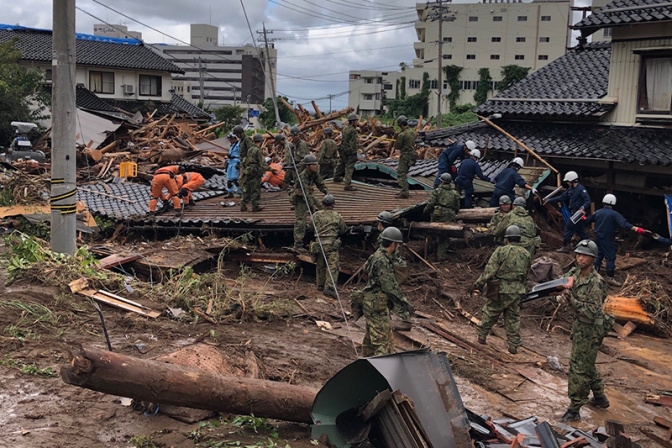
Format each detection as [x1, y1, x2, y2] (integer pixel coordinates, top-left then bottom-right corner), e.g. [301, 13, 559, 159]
[493, 197, 540, 257]
[560, 239, 612, 422]
[474, 225, 532, 354]
[233, 125, 254, 198]
[488, 196, 512, 246]
[311, 194, 347, 298]
[394, 115, 417, 199]
[285, 126, 309, 189]
[423, 173, 460, 261]
[293, 154, 328, 249]
[318, 127, 338, 179]
[351, 227, 414, 357]
[240, 134, 267, 212]
[334, 113, 359, 191]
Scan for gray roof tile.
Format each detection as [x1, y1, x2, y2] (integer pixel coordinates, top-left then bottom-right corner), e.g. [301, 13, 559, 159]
[574, 0, 672, 29]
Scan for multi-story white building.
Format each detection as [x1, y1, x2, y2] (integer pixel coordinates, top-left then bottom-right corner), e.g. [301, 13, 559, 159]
[350, 0, 572, 117]
[154, 24, 277, 110]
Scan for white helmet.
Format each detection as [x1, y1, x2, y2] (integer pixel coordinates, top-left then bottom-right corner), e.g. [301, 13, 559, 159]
[602, 194, 616, 205]
[512, 157, 524, 168]
[265, 157, 272, 163]
[465, 140, 476, 151]
[563, 171, 579, 182]
[471, 149, 481, 159]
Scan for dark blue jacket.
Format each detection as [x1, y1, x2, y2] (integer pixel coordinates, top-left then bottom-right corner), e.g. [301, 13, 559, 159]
[456, 158, 490, 185]
[438, 144, 466, 173]
[585, 207, 632, 241]
[548, 182, 591, 213]
[657, 236, 672, 245]
[493, 167, 526, 193]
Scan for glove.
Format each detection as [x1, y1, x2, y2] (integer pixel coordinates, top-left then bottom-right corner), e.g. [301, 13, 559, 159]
[405, 302, 415, 315]
[532, 188, 538, 195]
[633, 227, 646, 235]
[653, 233, 661, 241]
[451, 166, 457, 174]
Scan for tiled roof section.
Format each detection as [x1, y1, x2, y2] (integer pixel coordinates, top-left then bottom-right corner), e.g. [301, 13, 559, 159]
[421, 121, 672, 166]
[474, 42, 612, 119]
[574, 0, 672, 29]
[75, 86, 120, 113]
[0, 27, 183, 73]
[170, 94, 213, 120]
[103, 95, 211, 119]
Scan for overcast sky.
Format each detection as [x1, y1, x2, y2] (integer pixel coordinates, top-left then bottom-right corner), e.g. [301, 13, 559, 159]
[2, 0, 591, 111]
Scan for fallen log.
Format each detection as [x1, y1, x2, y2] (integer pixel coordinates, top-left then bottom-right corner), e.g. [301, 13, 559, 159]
[455, 207, 497, 222]
[406, 221, 469, 238]
[61, 345, 318, 423]
[300, 107, 354, 131]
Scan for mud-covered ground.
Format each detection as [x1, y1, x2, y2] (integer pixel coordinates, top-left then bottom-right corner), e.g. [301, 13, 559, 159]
[1, 238, 671, 448]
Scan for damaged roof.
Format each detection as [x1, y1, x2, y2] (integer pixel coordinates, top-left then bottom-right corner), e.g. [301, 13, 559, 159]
[474, 42, 613, 119]
[574, 0, 672, 32]
[421, 121, 672, 166]
[104, 94, 212, 120]
[0, 24, 183, 73]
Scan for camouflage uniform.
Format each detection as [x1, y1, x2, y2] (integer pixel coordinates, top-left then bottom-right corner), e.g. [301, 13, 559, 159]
[284, 140, 309, 188]
[395, 127, 417, 195]
[334, 124, 358, 187]
[311, 209, 347, 289]
[563, 266, 610, 413]
[488, 210, 509, 246]
[475, 243, 532, 350]
[353, 247, 412, 357]
[293, 169, 328, 246]
[318, 138, 338, 179]
[423, 182, 460, 260]
[493, 207, 541, 257]
[240, 144, 266, 209]
[238, 134, 254, 197]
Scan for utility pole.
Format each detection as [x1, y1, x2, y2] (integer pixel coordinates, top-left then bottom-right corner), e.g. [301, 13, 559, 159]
[257, 24, 281, 127]
[327, 94, 336, 113]
[198, 57, 205, 105]
[427, 1, 454, 129]
[51, 0, 77, 254]
[232, 86, 237, 106]
[246, 94, 251, 122]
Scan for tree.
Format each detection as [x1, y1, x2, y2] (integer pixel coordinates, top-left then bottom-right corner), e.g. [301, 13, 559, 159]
[258, 96, 297, 129]
[0, 39, 49, 146]
[443, 65, 463, 111]
[213, 105, 246, 132]
[395, 79, 400, 99]
[399, 62, 408, 72]
[384, 72, 431, 119]
[499, 65, 531, 92]
[400, 76, 406, 100]
[474, 68, 492, 105]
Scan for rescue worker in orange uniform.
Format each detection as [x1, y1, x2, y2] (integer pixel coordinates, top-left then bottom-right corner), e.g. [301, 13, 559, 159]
[148, 165, 185, 215]
[261, 157, 286, 188]
[176, 171, 205, 210]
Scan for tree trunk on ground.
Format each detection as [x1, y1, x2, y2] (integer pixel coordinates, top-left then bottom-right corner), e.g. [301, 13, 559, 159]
[61, 345, 318, 424]
[455, 207, 497, 222]
[406, 222, 469, 238]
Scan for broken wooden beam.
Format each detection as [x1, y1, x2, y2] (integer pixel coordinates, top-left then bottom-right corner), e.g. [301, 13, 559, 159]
[61, 345, 318, 424]
[406, 222, 469, 238]
[299, 107, 354, 131]
[455, 207, 497, 222]
[603, 296, 670, 336]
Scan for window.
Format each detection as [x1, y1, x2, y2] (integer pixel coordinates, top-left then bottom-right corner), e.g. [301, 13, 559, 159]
[363, 94, 373, 100]
[493, 16, 502, 21]
[45, 69, 52, 81]
[139, 74, 161, 96]
[541, 15, 551, 21]
[492, 37, 501, 42]
[429, 80, 439, 89]
[467, 37, 477, 42]
[538, 55, 549, 60]
[409, 79, 421, 89]
[89, 71, 115, 94]
[638, 56, 672, 114]
[187, 86, 191, 92]
[383, 83, 393, 90]
[540, 37, 550, 43]
[516, 37, 526, 43]
[466, 54, 476, 60]
[518, 16, 527, 21]
[491, 54, 500, 60]
[603, 28, 612, 37]
[443, 37, 452, 42]
[469, 16, 478, 22]
[375, 93, 381, 100]
[377, 77, 382, 83]
[443, 54, 452, 59]
[365, 78, 374, 84]
[491, 81, 500, 90]
[349, 73, 361, 80]
[515, 55, 525, 60]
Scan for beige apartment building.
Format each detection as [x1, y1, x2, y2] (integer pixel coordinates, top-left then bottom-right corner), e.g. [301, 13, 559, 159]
[349, 0, 572, 117]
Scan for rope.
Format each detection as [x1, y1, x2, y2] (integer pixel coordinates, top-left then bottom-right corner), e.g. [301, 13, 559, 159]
[288, 147, 359, 357]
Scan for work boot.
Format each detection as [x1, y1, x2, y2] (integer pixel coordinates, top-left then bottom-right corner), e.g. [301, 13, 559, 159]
[224, 192, 234, 198]
[252, 205, 264, 212]
[323, 287, 338, 299]
[508, 345, 518, 355]
[560, 409, 581, 422]
[477, 335, 487, 345]
[605, 277, 622, 287]
[333, 177, 343, 183]
[588, 395, 610, 409]
[188, 199, 196, 207]
[393, 320, 412, 332]
[317, 285, 324, 291]
[240, 204, 248, 212]
[344, 185, 357, 191]
[174, 209, 182, 217]
[556, 244, 571, 253]
[160, 201, 172, 214]
[395, 192, 410, 199]
[147, 211, 156, 216]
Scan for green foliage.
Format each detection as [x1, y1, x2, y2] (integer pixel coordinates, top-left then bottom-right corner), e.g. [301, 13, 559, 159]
[213, 105, 247, 133]
[385, 72, 430, 119]
[395, 79, 399, 99]
[499, 65, 531, 92]
[0, 39, 50, 146]
[0, 188, 13, 206]
[474, 68, 492, 105]
[129, 435, 157, 448]
[431, 110, 479, 127]
[399, 62, 408, 72]
[258, 97, 297, 129]
[0, 356, 56, 377]
[231, 415, 276, 434]
[443, 65, 463, 111]
[399, 76, 406, 100]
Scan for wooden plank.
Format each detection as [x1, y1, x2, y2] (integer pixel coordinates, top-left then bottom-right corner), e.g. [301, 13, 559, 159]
[617, 321, 637, 338]
[640, 428, 672, 448]
[98, 253, 142, 270]
[646, 395, 672, 408]
[76, 289, 161, 318]
[362, 390, 392, 421]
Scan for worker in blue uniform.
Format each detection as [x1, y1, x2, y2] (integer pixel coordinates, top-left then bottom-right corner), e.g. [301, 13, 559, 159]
[225, 133, 241, 197]
[434, 140, 476, 187]
[547, 171, 592, 253]
[585, 194, 648, 287]
[490, 157, 537, 206]
[653, 234, 672, 246]
[455, 149, 490, 208]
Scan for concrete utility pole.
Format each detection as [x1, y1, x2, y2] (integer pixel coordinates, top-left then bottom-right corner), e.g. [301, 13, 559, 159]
[50, 0, 77, 254]
[232, 86, 237, 106]
[427, 1, 454, 129]
[246, 94, 251, 122]
[327, 94, 336, 113]
[198, 57, 205, 104]
[257, 24, 281, 127]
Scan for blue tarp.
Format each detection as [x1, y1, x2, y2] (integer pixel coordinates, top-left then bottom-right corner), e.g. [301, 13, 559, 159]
[665, 195, 672, 238]
[0, 23, 142, 45]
